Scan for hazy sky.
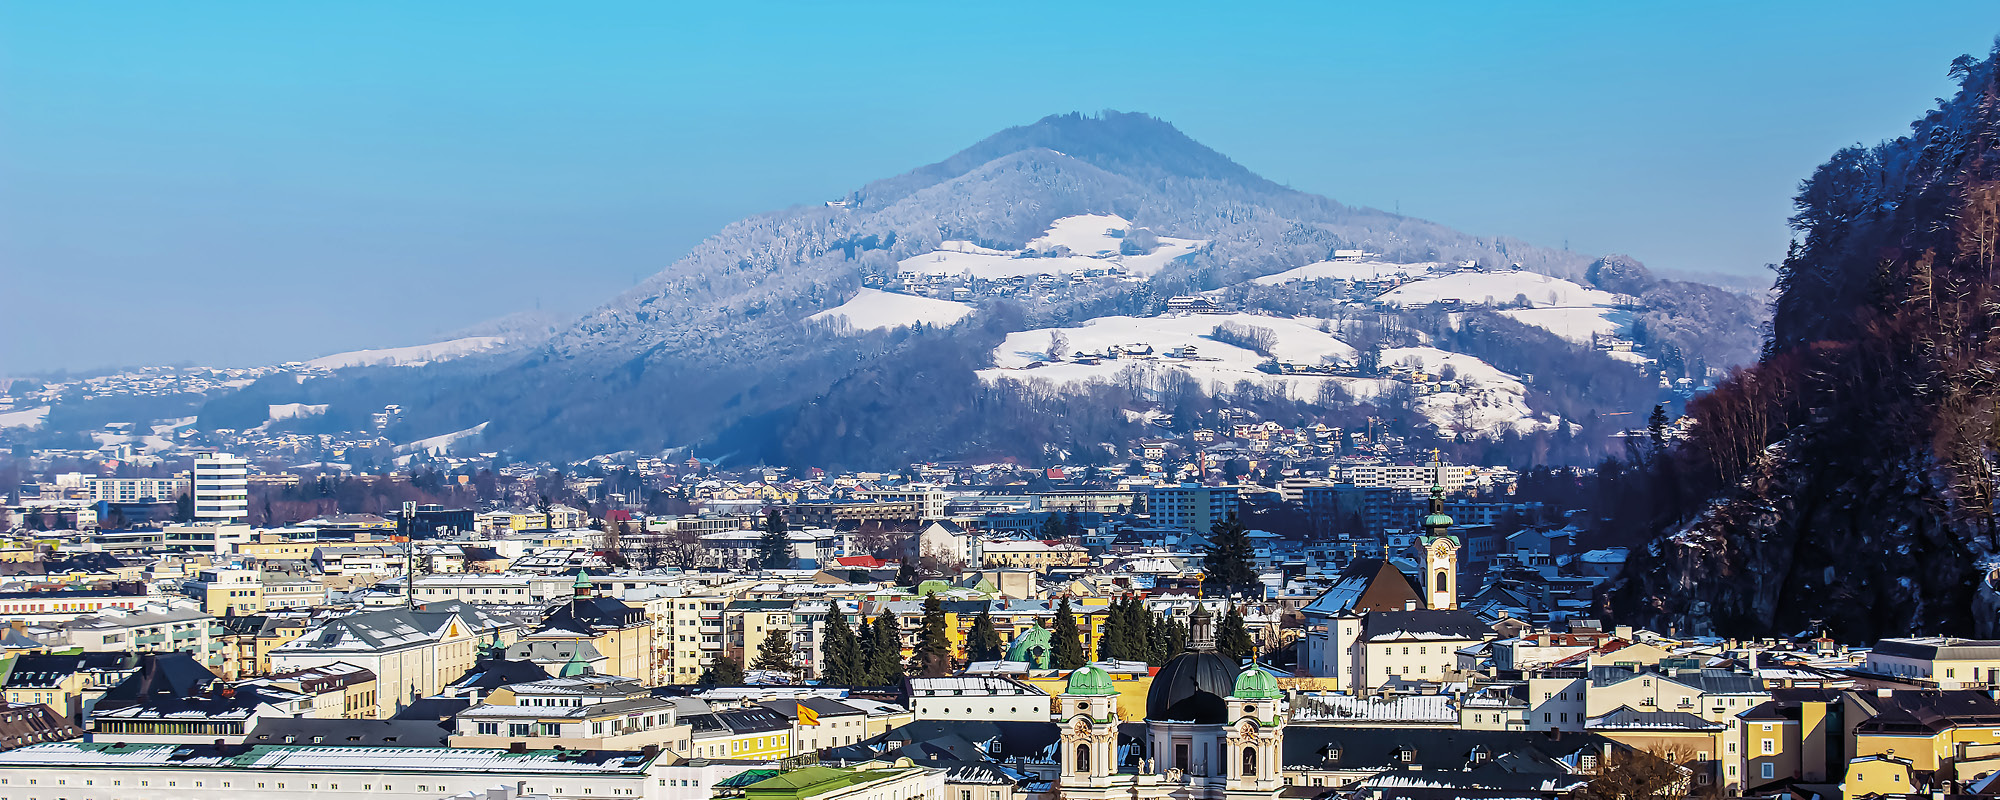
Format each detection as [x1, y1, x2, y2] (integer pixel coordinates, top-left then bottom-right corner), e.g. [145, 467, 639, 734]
[4, 2, 1997, 373]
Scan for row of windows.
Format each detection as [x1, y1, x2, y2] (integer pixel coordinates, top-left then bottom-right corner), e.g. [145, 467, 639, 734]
[0, 776, 638, 796]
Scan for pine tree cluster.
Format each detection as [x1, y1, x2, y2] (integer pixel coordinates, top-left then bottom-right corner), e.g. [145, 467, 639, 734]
[820, 607, 907, 686]
[1096, 596, 1187, 664]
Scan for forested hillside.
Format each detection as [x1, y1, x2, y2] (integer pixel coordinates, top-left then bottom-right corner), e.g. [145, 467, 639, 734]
[1609, 47, 2000, 641]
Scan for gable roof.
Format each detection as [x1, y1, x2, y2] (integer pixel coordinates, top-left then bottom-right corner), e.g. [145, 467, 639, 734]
[1361, 610, 1492, 642]
[1301, 559, 1425, 617]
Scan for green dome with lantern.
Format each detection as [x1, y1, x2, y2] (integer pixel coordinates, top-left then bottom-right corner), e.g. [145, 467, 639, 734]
[1231, 666, 1282, 699]
[1065, 665, 1118, 696]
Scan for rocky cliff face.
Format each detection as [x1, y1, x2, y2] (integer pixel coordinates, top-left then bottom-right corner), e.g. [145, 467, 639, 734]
[1610, 48, 2000, 640]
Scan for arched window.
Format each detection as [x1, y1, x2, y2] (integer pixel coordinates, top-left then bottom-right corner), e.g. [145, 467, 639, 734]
[1076, 744, 1091, 773]
[1434, 570, 1448, 590]
[1242, 746, 1257, 777]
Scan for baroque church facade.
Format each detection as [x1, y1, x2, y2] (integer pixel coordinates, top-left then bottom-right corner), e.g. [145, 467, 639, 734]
[1052, 605, 1289, 800]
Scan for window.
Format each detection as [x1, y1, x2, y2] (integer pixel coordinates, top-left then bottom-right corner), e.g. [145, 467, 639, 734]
[1761, 739, 1774, 755]
[1761, 763, 1774, 780]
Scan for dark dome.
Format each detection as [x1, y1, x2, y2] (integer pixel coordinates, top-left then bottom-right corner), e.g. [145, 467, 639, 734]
[1145, 650, 1237, 723]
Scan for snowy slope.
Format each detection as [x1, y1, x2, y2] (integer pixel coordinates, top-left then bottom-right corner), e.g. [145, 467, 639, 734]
[899, 214, 1205, 279]
[1374, 270, 1617, 308]
[1026, 214, 1132, 255]
[269, 403, 329, 422]
[980, 313, 1379, 400]
[1497, 307, 1632, 345]
[1379, 346, 1555, 436]
[808, 288, 974, 332]
[0, 406, 49, 430]
[306, 336, 507, 369]
[395, 421, 489, 457]
[1253, 259, 1442, 285]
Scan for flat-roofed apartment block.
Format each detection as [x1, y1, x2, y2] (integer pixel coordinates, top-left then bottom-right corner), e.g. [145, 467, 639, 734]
[190, 452, 249, 525]
[85, 477, 188, 504]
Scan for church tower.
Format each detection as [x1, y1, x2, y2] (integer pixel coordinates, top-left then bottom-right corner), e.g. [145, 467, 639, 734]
[1056, 665, 1122, 788]
[1224, 666, 1285, 793]
[1418, 485, 1459, 610]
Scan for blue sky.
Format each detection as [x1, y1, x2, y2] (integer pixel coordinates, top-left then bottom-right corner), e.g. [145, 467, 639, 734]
[4, 2, 1997, 372]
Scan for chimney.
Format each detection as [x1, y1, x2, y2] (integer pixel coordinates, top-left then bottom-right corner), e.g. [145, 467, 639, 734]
[509, 741, 527, 754]
[1405, 599, 1418, 611]
[640, 745, 659, 758]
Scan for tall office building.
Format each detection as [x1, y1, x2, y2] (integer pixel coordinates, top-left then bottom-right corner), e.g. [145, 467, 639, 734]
[190, 452, 250, 525]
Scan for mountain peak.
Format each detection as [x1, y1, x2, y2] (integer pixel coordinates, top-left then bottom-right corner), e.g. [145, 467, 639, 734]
[854, 110, 1284, 209]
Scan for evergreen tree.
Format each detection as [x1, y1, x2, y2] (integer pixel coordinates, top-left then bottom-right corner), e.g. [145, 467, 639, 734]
[967, 610, 1005, 662]
[757, 509, 790, 568]
[861, 613, 906, 685]
[700, 653, 745, 686]
[752, 629, 797, 677]
[908, 595, 954, 677]
[856, 612, 881, 683]
[1646, 404, 1670, 459]
[895, 559, 918, 587]
[1098, 597, 1130, 661]
[1149, 613, 1188, 664]
[1101, 597, 1152, 662]
[819, 606, 860, 686]
[1038, 513, 1065, 540]
[1217, 604, 1256, 664]
[1201, 514, 1261, 599]
[1051, 598, 1088, 669]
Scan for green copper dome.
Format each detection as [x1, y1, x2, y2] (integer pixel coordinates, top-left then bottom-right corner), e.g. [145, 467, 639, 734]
[1423, 512, 1455, 528]
[572, 569, 593, 589]
[1065, 665, 1118, 696]
[1232, 666, 1282, 700]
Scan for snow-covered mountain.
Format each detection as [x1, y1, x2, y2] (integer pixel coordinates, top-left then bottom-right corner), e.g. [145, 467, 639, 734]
[11, 111, 1763, 466]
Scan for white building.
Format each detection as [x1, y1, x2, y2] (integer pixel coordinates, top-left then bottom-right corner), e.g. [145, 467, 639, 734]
[0, 742, 668, 800]
[191, 452, 250, 525]
[858, 487, 948, 520]
[86, 477, 189, 504]
[906, 676, 1048, 722]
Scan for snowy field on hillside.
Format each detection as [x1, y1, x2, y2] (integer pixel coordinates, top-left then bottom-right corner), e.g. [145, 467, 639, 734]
[1379, 346, 1555, 436]
[395, 421, 489, 459]
[980, 313, 1386, 399]
[808, 288, 974, 332]
[1374, 270, 1617, 309]
[0, 406, 49, 430]
[1497, 307, 1631, 345]
[269, 403, 329, 422]
[1253, 259, 1442, 285]
[900, 214, 1205, 279]
[307, 336, 507, 369]
[1025, 214, 1136, 255]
